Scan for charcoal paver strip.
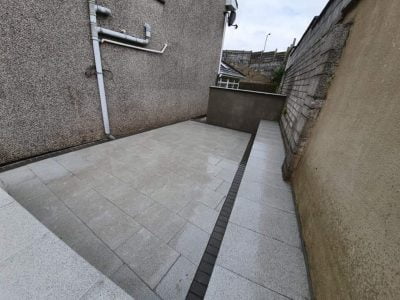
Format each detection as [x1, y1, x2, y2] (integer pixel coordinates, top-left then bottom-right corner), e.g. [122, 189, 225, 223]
[186, 135, 255, 299]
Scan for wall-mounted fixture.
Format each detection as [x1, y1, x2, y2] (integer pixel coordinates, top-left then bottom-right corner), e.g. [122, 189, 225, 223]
[225, 0, 239, 28]
[88, 0, 167, 136]
[218, 0, 239, 77]
[225, 0, 238, 12]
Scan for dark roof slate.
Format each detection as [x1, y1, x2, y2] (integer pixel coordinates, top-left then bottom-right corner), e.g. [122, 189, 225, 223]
[220, 61, 246, 79]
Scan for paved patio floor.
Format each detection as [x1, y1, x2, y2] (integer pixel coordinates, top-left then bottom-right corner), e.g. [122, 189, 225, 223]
[0, 121, 251, 299]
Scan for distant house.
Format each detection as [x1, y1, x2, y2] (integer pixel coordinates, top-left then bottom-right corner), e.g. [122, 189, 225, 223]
[217, 61, 246, 89]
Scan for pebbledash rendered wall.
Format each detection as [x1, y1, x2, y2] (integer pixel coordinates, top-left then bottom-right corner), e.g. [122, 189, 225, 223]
[0, 0, 226, 166]
[282, 0, 400, 298]
[279, 0, 353, 179]
[207, 87, 286, 133]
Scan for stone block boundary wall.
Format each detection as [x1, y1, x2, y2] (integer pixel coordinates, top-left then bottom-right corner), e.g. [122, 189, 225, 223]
[279, 0, 355, 179]
[222, 50, 288, 79]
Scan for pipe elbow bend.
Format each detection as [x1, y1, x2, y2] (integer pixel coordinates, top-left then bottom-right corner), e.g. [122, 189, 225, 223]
[144, 23, 151, 39]
[95, 5, 111, 16]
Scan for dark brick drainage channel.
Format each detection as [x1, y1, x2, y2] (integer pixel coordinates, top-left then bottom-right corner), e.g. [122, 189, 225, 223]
[186, 135, 255, 300]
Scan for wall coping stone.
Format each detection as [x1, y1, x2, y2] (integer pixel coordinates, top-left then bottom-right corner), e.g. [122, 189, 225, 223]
[210, 86, 286, 97]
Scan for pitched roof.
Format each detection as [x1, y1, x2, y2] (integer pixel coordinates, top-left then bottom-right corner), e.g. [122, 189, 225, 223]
[220, 61, 246, 79]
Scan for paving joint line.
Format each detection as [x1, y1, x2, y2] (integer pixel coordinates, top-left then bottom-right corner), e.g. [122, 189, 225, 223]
[228, 220, 302, 249]
[31, 174, 158, 295]
[238, 194, 296, 215]
[154, 254, 182, 292]
[216, 265, 292, 300]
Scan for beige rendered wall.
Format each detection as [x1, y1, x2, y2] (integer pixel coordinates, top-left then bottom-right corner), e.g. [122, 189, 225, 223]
[292, 0, 400, 299]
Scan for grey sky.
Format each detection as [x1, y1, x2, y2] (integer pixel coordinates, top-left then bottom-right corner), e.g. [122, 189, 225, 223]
[223, 0, 329, 51]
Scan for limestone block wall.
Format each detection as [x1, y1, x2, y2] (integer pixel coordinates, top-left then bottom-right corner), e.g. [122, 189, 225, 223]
[222, 50, 252, 66]
[279, 0, 353, 178]
[223, 50, 287, 80]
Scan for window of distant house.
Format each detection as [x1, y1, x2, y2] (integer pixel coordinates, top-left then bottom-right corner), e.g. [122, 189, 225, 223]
[217, 77, 239, 89]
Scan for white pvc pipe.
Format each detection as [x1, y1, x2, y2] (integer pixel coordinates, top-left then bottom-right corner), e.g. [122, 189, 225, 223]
[101, 39, 167, 54]
[218, 13, 229, 75]
[89, 0, 111, 135]
[88, 1, 154, 136]
[92, 41, 111, 135]
[97, 26, 150, 46]
[95, 5, 111, 16]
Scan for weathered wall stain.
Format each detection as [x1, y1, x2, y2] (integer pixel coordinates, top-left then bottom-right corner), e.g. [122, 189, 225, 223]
[282, 0, 400, 298]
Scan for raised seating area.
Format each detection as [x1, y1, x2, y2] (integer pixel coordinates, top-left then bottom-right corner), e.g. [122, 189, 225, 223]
[205, 120, 311, 299]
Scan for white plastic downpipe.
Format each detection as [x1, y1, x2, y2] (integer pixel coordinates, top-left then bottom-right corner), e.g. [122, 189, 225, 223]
[88, 1, 153, 136]
[218, 13, 229, 75]
[89, 1, 111, 135]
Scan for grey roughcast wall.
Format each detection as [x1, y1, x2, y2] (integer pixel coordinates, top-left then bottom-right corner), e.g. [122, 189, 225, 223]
[207, 87, 286, 133]
[0, 0, 226, 166]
